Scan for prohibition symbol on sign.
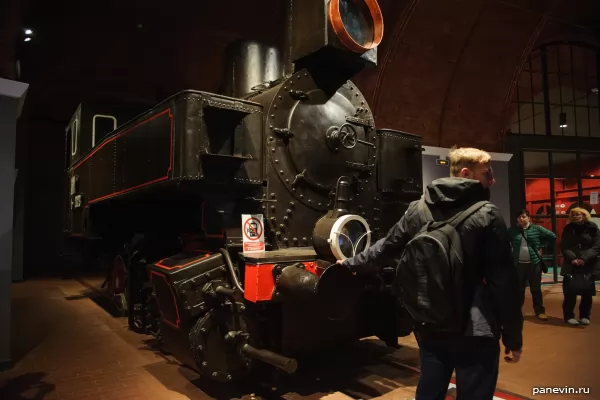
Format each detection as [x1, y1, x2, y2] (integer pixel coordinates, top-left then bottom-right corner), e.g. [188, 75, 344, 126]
[243, 217, 263, 241]
[241, 214, 265, 252]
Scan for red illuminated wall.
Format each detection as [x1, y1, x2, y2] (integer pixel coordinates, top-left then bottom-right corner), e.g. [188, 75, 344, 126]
[526, 156, 600, 176]
[525, 175, 600, 263]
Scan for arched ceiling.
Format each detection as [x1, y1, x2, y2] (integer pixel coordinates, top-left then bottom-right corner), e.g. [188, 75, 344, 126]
[2, 0, 599, 152]
[352, 0, 599, 151]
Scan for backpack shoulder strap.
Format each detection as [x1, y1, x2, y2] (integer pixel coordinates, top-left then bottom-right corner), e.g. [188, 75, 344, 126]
[446, 201, 490, 228]
[417, 197, 434, 225]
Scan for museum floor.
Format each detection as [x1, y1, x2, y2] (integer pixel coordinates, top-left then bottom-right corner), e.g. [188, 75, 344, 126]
[0, 278, 597, 400]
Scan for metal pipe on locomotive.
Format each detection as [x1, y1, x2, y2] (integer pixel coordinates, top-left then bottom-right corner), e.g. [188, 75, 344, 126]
[62, 0, 424, 383]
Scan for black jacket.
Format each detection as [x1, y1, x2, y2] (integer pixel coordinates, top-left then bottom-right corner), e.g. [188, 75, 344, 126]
[560, 221, 600, 278]
[342, 177, 523, 351]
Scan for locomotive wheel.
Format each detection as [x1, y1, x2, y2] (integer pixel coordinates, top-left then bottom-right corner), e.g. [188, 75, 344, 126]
[106, 254, 128, 316]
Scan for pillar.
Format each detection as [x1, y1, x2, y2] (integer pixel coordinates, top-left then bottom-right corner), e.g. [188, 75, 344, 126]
[0, 77, 28, 370]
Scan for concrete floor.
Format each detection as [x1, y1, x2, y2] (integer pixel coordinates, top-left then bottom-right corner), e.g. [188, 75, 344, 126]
[0, 279, 598, 400]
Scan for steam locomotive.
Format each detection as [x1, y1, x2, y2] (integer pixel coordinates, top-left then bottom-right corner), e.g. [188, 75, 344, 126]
[63, 0, 424, 383]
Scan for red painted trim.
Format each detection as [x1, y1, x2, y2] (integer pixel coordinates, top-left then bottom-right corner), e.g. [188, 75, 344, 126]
[150, 270, 181, 328]
[244, 261, 319, 303]
[154, 252, 211, 271]
[74, 109, 174, 204]
[73, 109, 172, 170]
[88, 176, 169, 204]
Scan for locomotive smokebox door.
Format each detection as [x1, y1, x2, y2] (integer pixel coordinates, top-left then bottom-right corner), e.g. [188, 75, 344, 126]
[284, 0, 383, 77]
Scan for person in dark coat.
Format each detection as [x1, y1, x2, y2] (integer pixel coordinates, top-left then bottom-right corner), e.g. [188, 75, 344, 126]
[338, 147, 523, 400]
[508, 210, 556, 321]
[560, 207, 600, 326]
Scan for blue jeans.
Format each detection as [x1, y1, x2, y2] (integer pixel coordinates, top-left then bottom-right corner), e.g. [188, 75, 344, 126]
[415, 332, 500, 400]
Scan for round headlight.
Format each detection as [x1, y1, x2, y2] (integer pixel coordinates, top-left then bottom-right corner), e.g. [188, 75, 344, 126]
[328, 0, 384, 53]
[313, 214, 371, 261]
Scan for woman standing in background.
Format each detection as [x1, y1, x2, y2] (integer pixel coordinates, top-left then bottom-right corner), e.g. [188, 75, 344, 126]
[560, 207, 600, 326]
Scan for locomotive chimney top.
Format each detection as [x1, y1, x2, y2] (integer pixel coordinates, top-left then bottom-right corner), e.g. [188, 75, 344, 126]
[282, 0, 384, 78]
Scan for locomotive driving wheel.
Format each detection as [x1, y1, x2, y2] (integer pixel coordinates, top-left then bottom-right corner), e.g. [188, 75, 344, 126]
[105, 254, 128, 315]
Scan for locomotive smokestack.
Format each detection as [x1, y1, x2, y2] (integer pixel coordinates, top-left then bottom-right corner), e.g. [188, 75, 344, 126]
[282, 0, 294, 77]
[222, 39, 283, 98]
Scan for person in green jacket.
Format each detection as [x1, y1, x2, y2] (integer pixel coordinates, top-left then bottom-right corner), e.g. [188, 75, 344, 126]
[508, 209, 557, 321]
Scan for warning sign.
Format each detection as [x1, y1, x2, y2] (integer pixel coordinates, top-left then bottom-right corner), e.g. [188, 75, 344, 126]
[241, 214, 265, 252]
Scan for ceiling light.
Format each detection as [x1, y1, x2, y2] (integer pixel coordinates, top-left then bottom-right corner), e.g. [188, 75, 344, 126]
[559, 112, 567, 128]
[24, 29, 32, 35]
[592, 88, 598, 94]
[24, 37, 31, 42]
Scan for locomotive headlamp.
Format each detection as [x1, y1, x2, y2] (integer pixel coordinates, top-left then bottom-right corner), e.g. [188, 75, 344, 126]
[328, 0, 384, 53]
[313, 214, 372, 261]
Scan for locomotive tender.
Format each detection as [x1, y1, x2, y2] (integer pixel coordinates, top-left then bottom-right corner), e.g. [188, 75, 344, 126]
[63, 0, 424, 383]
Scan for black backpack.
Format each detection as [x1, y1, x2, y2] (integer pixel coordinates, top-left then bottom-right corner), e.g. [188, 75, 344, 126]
[395, 198, 489, 334]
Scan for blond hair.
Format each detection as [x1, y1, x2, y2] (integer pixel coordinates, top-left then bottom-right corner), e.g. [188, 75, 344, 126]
[448, 146, 492, 177]
[569, 207, 591, 223]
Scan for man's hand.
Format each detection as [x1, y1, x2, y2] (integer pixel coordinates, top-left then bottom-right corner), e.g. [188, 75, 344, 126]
[335, 259, 356, 275]
[577, 259, 585, 266]
[504, 347, 522, 363]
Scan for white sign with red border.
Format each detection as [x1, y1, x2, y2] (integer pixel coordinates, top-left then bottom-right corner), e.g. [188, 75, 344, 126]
[241, 214, 265, 252]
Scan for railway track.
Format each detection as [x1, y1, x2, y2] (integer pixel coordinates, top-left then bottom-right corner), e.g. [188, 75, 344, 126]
[75, 273, 422, 399]
[74, 275, 529, 400]
[153, 338, 422, 400]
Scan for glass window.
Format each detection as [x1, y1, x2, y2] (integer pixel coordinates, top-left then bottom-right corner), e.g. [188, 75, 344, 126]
[590, 108, 600, 137]
[525, 178, 551, 216]
[580, 153, 600, 177]
[92, 115, 117, 146]
[523, 151, 549, 175]
[550, 106, 576, 136]
[553, 178, 579, 216]
[552, 152, 578, 176]
[506, 43, 600, 137]
[530, 215, 553, 234]
[580, 179, 600, 225]
[555, 177, 580, 269]
[575, 106, 592, 137]
[555, 215, 570, 267]
[70, 119, 78, 156]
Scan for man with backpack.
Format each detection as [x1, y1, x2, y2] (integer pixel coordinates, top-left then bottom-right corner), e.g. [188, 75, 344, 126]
[338, 146, 523, 400]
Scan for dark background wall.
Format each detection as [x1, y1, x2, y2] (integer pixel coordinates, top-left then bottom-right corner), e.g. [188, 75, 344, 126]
[0, 0, 598, 277]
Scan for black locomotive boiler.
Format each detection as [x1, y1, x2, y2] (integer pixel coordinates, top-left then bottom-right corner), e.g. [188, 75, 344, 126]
[62, 0, 424, 383]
